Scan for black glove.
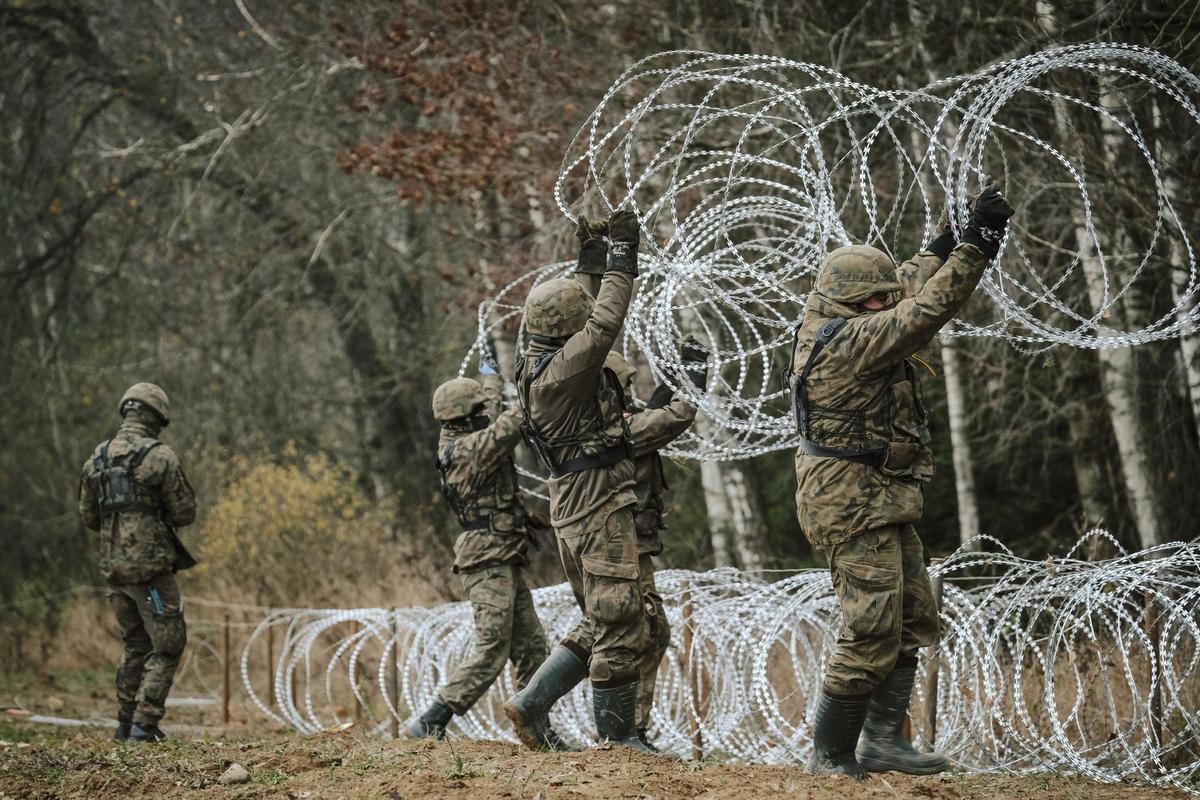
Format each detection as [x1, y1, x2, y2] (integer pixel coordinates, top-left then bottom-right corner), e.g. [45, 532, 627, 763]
[647, 382, 675, 409]
[924, 205, 957, 261]
[574, 216, 608, 275]
[606, 208, 639, 276]
[679, 336, 709, 390]
[962, 184, 1014, 259]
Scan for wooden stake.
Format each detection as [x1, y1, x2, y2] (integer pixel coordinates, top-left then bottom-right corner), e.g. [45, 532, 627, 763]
[221, 613, 231, 725]
[681, 583, 703, 761]
[352, 619, 363, 725]
[923, 557, 946, 750]
[1145, 590, 1163, 746]
[266, 610, 276, 708]
[388, 609, 400, 739]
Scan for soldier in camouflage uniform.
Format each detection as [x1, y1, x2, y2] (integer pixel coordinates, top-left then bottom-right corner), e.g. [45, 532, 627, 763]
[565, 347, 706, 750]
[502, 210, 655, 753]
[791, 186, 1014, 778]
[78, 383, 197, 743]
[404, 355, 564, 745]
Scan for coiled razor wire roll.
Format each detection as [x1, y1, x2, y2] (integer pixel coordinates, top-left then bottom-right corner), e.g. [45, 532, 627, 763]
[463, 44, 1200, 461]
[241, 532, 1200, 793]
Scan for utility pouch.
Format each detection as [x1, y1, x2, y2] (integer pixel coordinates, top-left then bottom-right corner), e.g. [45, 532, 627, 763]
[879, 441, 923, 478]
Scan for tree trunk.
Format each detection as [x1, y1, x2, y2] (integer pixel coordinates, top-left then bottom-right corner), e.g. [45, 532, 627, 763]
[700, 459, 734, 568]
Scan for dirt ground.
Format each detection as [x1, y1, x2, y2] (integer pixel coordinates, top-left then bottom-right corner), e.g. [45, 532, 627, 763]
[0, 672, 1191, 800]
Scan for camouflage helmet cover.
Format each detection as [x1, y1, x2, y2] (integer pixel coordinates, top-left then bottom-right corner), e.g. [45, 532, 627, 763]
[604, 351, 637, 390]
[815, 245, 903, 304]
[119, 382, 170, 424]
[523, 278, 594, 338]
[432, 377, 486, 422]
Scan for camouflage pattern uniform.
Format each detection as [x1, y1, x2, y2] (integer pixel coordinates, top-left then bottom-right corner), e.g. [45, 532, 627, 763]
[78, 406, 196, 729]
[434, 374, 549, 713]
[791, 242, 989, 697]
[561, 352, 697, 730]
[519, 269, 646, 687]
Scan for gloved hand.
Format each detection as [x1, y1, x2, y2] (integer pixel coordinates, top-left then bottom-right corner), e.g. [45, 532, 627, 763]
[646, 382, 675, 409]
[679, 336, 709, 389]
[926, 207, 957, 261]
[606, 208, 639, 276]
[962, 183, 1014, 258]
[574, 216, 608, 275]
[478, 341, 500, 376]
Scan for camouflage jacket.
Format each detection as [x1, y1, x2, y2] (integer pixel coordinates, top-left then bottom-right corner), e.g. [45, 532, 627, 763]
[519, 270, 636, 528]
[626, 395, 697, 555]
[791, 242, 989, 547]
[78, 415, 197, 584]
[437, 374, 531, 573]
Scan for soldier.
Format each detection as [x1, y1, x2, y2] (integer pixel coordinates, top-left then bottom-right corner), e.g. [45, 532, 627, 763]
[503, 345, 707, 753]
[78, 383, 197, 743]
[790, 186, 1014, 778]
[501, 209, 652, 752]
[405, 353, 565, 746]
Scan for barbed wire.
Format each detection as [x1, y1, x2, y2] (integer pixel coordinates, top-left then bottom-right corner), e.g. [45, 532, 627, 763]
[464, 44, 1200, 461]
[240, 531, 1200, 794]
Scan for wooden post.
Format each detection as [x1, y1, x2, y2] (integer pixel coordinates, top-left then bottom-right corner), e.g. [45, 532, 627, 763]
[352, 619, 363, 725]
[388, 609, 400, 739]
[222, 613, 231, 725]
[266, 611, 276, 708]
[681, 584, 703, 761]
[923, 558, 946, 750]
[1145, 590, 1163, 746]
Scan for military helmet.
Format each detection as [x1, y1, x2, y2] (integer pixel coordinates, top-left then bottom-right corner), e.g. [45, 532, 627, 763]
[815, 245, 903, 304]
[119, 382, 170, 425]
[524, 278, 594, 338]
[432, 377, 486, 422]
[604, 351, 637, 390]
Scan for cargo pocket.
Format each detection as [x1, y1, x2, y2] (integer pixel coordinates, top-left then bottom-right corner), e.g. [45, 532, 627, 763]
[581, 554, 640, 624]
[834, 558, 900, 639]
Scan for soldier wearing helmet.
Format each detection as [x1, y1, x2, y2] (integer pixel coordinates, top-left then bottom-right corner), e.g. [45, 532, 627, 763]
[507, 343, 708, 752]
[792, 186, 1014, 779]
[78, 383, 197, 743]
[503, 209, 656, 753]
[404, 351, 566, 747]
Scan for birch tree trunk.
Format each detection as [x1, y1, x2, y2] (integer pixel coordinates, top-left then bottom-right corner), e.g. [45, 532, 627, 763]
[1039, 1, 1165, 547]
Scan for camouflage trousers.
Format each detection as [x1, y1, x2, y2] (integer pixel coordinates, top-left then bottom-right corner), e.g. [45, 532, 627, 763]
[439, 564, 549, 714]
[556, 498, 649, 686]
[564, 551, 669, 727]
[819, 524, 939, 697]
[109, 572, 187, 726]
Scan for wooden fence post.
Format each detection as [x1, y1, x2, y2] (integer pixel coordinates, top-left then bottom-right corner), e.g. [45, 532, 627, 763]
[388, 609, 400, 739]
[922, 558, 946, 750]
[681, 583, 703, 761]
[266, 610, 275, 708]
[222, 613, 231, 725]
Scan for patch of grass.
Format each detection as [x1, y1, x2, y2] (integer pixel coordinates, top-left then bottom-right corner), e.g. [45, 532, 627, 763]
[443, 739, 482, 780]
[253, 769, 287, 786]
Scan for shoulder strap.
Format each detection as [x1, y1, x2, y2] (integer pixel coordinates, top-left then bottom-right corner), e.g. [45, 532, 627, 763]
[126, 440, 162, 470]
[94, 440, 112, 470]
[799, 317, 848, 385]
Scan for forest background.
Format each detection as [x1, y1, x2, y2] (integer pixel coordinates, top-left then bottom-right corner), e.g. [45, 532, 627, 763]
[2, 0, 1198, 673]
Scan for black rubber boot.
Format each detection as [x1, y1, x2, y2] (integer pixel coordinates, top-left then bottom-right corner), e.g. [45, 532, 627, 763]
[129, 722, 167, 743]
[504, 645, 587, 751]
[637, 728, 661, 753]
[593, 680, 657, 754]
[808, 691, 869, 779]
[858, 660, 949, 775]
[404, 697, 453, 739]
[113, 723, 131, 742]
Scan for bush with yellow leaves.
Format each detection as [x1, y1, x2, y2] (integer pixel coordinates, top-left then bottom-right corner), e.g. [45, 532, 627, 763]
[189, 446, 434, 608]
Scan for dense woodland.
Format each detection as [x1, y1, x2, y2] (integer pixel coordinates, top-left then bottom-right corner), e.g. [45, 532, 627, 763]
[2, 0, 1198, 669]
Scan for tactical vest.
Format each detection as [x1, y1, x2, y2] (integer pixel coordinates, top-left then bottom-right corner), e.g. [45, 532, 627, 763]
[436, 439, 524, 532]
[516, 349, 633, 478]
[789, 318, 929, 474]
[94, 440, 162, 517]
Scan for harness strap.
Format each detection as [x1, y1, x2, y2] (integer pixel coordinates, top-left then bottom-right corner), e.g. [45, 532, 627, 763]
[548, 442, 630, 479]
[793, 317, 886, 465]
